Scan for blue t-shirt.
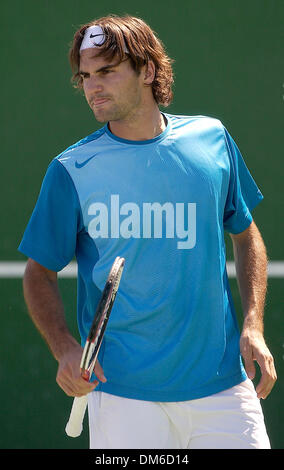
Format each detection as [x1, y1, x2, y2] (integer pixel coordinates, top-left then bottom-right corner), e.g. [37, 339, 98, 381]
[18, 113, 263, 401]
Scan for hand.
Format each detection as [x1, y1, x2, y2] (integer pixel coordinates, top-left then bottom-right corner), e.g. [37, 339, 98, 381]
[56, 341, 107, 397]
[240, 328, 277, 399]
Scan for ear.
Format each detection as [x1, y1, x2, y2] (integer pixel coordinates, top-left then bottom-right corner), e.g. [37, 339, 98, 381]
[144, 60, 155, 85]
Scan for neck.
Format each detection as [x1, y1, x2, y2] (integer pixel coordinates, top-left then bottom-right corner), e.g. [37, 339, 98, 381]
[108, 104, 166, 141]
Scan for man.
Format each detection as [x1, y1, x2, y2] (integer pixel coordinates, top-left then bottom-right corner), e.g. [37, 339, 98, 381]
[19, 15, 276, 449]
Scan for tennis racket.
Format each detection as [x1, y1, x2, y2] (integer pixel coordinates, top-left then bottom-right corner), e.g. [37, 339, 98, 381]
[65, 256, 125, 438]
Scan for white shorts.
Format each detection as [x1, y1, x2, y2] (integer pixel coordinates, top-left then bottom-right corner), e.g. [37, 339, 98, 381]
[87, 379, 270, 449]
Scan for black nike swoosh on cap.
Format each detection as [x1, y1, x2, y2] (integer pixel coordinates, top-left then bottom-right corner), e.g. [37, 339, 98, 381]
[75, 154, 97, 169]
[90, 33, 103, 39]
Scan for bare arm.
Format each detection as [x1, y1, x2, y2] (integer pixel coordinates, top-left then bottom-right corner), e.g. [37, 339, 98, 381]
[230, 221, 277, 398]
[23, 258, 105, 396]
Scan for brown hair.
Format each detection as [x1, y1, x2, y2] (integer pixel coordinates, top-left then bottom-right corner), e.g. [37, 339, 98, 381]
[69, 14, 174, 107]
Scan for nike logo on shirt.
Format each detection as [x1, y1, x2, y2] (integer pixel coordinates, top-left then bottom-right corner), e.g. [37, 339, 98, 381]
[75, 155, 96, 168]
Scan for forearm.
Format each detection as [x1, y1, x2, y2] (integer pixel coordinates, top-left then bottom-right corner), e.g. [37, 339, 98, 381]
[232, 222, 268, 333]
[23, 259, 78, 361]
[23, 259, 104, 396]
[230, 222, 276, 397]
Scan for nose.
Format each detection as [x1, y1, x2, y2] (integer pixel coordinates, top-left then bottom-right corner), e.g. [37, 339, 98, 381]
[84, 74, 103, 93]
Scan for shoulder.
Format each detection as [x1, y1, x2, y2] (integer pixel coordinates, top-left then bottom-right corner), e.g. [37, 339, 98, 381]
[52, 126, 107, 168]
[165, 113, 226, 143]
[165, 112, 224, 130]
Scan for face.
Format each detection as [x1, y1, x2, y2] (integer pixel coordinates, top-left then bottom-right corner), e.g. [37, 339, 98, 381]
[79, 49, 147, 123]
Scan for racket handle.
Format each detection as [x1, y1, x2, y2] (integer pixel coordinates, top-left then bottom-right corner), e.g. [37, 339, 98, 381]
[65, 395, 88, 437]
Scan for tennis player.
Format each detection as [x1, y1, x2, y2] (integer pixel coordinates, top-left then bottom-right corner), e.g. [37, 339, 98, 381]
[19, 15, 277, 449]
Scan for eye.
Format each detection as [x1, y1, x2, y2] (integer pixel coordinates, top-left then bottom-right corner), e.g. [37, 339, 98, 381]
[101, 69, 112, 75]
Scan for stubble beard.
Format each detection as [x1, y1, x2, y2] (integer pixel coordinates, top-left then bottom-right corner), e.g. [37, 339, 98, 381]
[92, 82, 143, 124]
[92, 101, 126, 123]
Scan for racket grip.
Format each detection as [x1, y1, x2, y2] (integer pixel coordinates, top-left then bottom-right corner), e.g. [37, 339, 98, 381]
[65, 395, 88, 437]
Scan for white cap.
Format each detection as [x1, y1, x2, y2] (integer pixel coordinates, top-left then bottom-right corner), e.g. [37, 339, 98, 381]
[80, 25, 129, 53]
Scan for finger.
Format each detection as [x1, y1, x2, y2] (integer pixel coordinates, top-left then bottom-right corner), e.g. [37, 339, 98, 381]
[94, 360, 107, 383]
[256, 377, 274, 399]
[56, 376, 77, 396]
[254, 353, 269, 398]
[255, 355, 277, 399]
[79, 374, 99, 390]
[256, 376, 269, 399]
[57, 371, 98, 396]
[57, 376, 87, 397]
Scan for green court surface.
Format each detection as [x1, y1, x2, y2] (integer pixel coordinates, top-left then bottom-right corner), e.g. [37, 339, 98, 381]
[1, 0, 283, 450]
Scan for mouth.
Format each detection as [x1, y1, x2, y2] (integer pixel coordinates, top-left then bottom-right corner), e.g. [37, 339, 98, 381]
[93, 98, 110, 107]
